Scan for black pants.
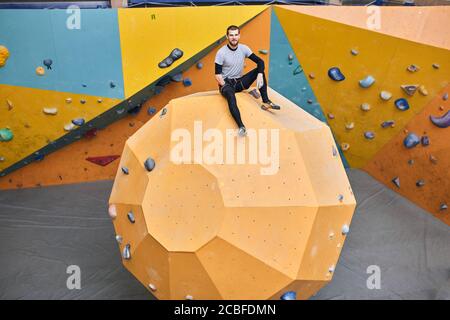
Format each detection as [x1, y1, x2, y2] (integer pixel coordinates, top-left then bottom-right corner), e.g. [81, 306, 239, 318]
[219, 68, 270, 128]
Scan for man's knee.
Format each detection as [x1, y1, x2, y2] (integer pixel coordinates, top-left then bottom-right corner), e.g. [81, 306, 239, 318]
[220, 84, 235, 97]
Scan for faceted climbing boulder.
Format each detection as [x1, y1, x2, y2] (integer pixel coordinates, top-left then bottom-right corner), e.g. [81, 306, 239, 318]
[109, 88, 356, 300]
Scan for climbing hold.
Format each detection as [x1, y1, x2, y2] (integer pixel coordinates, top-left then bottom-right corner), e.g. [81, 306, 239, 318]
[350, 49, 359, 56]
[395, 98, 410, 111]
[64, 123, 75, 131]
[147, 107, 157, 115]
[408, 159, 414, 165]
[196, 62, 203, 69]
[332, 145, 338, 157]
[301, 87, 306, 92]
[160, 108, 167, 117]
[127, 211, 135, 223]
[144, 157, 156, 172]
[121, 167, 129, 175]
[0, 45, 9, 67]
[328, 67, 345, 81]
[308, 73, 315, 79]
[364, 131, 375, 140]
[158, 48, 183, 68]
[280, 291, 296, 300]
[328, 265, 335, 273]
[418, 85, 428, 96]
[403, 133, 420, 148]
[381, 120, 395, 128]
[401, 84, 419, 96]
[86, 155, 120, 166]
[171, 73, 183, 82]
[432, 63, 440, 69]
[43, 59, 53, 70]
[65, 98, 72, 104]
[108, 204, 117, 219]
[430, 155, 438, 164]
[185, 295, 194, 300]
[443, 93, 448, 101]
[338, 194, 344, 202]
[43, 107, 58, 115]
[360, 103, 371, 111]
[328, 232, 335, 240]
[342, 224, 350, 235]
[345, 122, 354, 130]
[258, 49, 268, 55]
[406, 64, 420, 72]
[327, 113, 335, 119]
[248, 89, 260, 99]
[307, 99, 313, 104]
[128, 104, 142, 115]
[109, 81, 116, 88]
[183, 78, 192, 87]
[288, 54, 294, 65]
[122, 244, 131, 260]
[6, 99, 13, 111]
[115, 235, 123, 244]
[421, 136, 430, 146]
[116, 108, 125, 115]
[380, 91, 392, 101]
[0, 157, 4, 162]
[0, 128, 13, 142]
[97, 98, 103, 103]
[440, 203, 448, 211]
[36, 66, 45, 76]
[84, 128, 97, 138]
[430, 111, 450, 128]
[359, 75, 375, 88]
[293, 65, 303, 75]
[80, 99, 86, 104]
[148, 284, 157, 292]
[72, 118, 85, 126]
[439, 106, 444, 111]
[416, 179, 425, 187]
[341, 143, 350, 151]
[392, 177, 401, 188]
[82, 83, 87, 88]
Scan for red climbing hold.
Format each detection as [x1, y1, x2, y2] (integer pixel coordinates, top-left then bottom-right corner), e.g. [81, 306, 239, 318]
[86, 155, 120, 166]
[84, 128, 98, 138]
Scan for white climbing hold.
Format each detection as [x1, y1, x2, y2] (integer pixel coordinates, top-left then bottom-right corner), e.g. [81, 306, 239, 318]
[345, 122, 355, 130]
[380, 91, 392, 101]
[115, 235, 123, 244]
[43, 107, 58, 115]
[360, 103, 371, 111]
[328, 265, 335, 273]
[341, 224, 350, 235]
[6, 99, 13, 110]
[328, 232, 335, 240]
[148, 283, 157, 292]
[64, 123, 76, 131]
[185, 295, 194, 300]
[108, 204, 117, 219]
[65, 98, 72, 104]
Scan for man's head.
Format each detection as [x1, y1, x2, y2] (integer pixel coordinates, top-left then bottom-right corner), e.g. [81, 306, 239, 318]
[226, 25, 240, 47]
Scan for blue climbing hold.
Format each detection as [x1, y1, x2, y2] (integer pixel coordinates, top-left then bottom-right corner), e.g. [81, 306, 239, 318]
[359, 75, 375, 88]
[328, 67, 345, 81]
[171, 73, 183, 82]
[403, 133, 420, 149]
[364, 131, 375, 140]
[395, 98, 410, 111]
[43, 59, 53, 70]
[147, 107, 157, 115]
[144, 157, 156, 172]
[72, 118, 85, 126]
[196, 62, 203, 69]
[183, 78, 192, 87]
[381, 120, 395, 128]
[280, 291, 297, 300]
[110, 81, 116, 88]
[121, 167, 129, 175]
[34, 154, 45, 161]
[421, 135, 430, 146]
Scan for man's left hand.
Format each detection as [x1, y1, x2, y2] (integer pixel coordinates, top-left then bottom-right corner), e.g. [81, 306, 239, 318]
[256, 73, 264, 89]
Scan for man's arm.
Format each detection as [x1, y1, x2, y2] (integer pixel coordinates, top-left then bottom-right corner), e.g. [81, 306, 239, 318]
[215, 63, 225, 86]
[248, 53, 265, 73]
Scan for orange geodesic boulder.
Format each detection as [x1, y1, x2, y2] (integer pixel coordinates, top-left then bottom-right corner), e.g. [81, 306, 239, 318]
[108, 88, 356, 300]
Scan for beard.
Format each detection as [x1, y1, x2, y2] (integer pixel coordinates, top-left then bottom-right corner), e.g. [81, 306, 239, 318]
[228, 39, 239, 46]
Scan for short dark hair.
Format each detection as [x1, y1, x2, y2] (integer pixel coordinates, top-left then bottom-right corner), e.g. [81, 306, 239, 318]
[226, 25, 240, 36]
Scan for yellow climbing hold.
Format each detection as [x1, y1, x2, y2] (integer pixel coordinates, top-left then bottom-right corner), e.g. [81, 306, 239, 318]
[6, 99, 13, 111]
[36, 66, 45, 76]
[418, 85, 428, 96]
[0, 45, 9, 67]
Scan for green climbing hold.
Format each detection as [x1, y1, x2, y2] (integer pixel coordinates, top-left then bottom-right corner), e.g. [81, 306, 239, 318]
[293, 65, 303, 75]
[0, 128, 13, 142]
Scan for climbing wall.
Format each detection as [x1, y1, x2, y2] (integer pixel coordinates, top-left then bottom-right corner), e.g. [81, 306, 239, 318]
[0, 6, 271, 189]
[109, 87, 356, 300]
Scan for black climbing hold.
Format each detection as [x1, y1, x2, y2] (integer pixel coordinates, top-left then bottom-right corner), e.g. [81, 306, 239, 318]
[121, 167, 129, 175]
[128, 104, 142, 115]
[43, 59, 53, 70]
[144, 157, 155, 172]
[110, 81, 116, 88]
[328, 67, 345, 81]
[392, 177, 400, 188]
[416, 179, 425, 187]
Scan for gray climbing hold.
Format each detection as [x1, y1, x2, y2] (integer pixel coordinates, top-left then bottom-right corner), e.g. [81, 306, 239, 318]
[341, 224, 350, 235]
[122, 244, 131, 260]
[127, 211, 135, 223]
[443, 93, 448, 101]
[144, 157, 155, 172]
[160, 108, 167, 117]
[416, 179, 425, 187]
[116, 108, 125, 115]
[158, 48, 183, 68]
[401, 84, 419, 96]
[430, 111, 450, 128]
[350, 49, 359, 56]
[171, 73, 183, 82]
[121, 167, 129, 175]
[403, 133, 420, 149]
[406, 64, 420, 72]
[440, 203, 448, 211]
[359, 75, 375, 88]
[364, 131, 375, 140]
[332, 145, 338, 157]
[196, 62, 203, 69]
[72, 118, 85, 126]
[392, 177, 400, 188]
[338, 194, 344, 202]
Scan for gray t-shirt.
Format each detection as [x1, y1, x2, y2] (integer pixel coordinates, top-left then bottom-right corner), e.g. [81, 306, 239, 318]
[215, 44, 253, 79]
